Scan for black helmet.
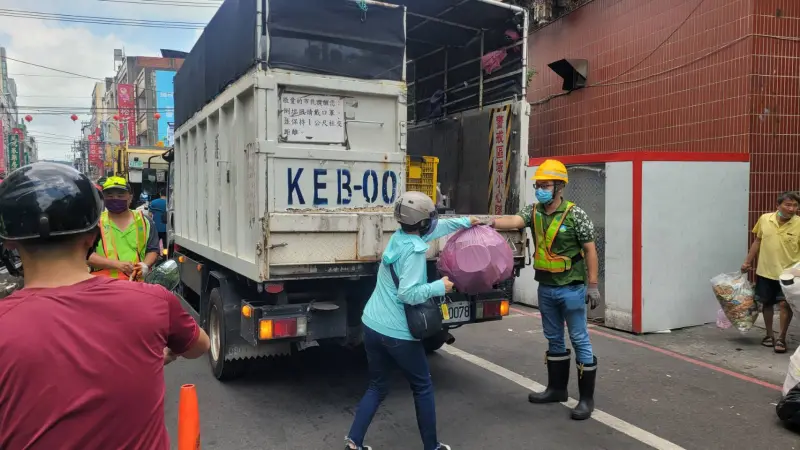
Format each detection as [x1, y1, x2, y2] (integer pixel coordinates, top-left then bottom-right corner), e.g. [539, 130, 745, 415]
[0, 162, 103, 240]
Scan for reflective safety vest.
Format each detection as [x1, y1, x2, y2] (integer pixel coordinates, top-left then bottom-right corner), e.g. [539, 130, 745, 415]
[94, 210, 149, 280]
[532, 201, 583, 273]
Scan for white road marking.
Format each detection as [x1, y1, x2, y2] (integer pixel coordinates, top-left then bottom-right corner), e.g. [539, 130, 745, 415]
[441, 345, 686, 450]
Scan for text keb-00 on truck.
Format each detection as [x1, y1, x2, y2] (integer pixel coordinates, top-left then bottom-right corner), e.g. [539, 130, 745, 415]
[166, 0, 530, 381]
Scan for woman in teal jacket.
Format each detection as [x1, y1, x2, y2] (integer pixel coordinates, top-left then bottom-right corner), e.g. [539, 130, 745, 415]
[345, 191, 478, 450]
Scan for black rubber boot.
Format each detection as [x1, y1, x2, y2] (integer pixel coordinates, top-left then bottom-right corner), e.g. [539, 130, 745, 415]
[528, 350, 571, 403]
[570, 356, 597, 420]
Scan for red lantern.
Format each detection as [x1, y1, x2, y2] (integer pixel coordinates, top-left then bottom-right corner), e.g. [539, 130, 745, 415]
[70, 114, 78, 122]
[113, 115, 120, 121]
[24, 115, 32, 122]
[154, 112, 161, 120]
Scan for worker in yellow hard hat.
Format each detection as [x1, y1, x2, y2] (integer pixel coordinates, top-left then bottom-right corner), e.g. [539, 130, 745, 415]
[489, 158, 600, 421]
[87, 176, 160, 281]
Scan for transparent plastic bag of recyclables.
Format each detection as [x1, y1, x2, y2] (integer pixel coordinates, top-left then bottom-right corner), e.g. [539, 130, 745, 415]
[436, 225, 514, 294]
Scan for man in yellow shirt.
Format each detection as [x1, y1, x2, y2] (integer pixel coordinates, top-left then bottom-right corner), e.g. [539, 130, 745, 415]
[742, 191, 800, 353]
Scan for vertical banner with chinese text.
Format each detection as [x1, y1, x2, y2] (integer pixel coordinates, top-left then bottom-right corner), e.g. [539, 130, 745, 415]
[7, 129, 20, 171]
[487, 105, 512, 214]
[0, 120, 6, 175]
[88, 130, 102, 172]
[12, 127, 24, 167]
[117, 83, 137, 146]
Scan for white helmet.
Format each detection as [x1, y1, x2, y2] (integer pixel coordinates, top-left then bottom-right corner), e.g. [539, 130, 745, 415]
[394, 191, 438, 236]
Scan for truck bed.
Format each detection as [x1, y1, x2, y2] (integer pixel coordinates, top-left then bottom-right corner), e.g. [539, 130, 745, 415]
[173, 69, 525, 282]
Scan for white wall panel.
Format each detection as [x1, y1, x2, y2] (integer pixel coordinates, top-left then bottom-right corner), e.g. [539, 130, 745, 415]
[640, 161, 750, 332]
[603, 162, 634, 331]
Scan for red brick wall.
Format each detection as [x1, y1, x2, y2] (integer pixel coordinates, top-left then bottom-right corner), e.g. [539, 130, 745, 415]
[748, 0, 800, 225]
[526, 0, 800, 230]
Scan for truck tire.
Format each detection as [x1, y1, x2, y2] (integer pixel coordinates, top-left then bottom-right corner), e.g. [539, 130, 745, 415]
[207, 288, 246, 381]
[423, 330, 451, 353]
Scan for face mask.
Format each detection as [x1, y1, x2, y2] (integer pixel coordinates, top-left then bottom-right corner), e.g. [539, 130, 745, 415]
[105, 198, 128, 214]
[535, 188, 554, 204]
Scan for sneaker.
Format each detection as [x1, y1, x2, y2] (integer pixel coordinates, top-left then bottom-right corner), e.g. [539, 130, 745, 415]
[436, 444, 451, 450]
[344, 437, 372, 450]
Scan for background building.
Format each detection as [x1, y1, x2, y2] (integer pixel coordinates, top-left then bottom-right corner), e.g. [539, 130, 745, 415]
[0, 46, 19, 177]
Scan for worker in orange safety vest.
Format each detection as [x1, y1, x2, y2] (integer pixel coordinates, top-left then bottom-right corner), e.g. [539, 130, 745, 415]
[87, 177, 159, 281]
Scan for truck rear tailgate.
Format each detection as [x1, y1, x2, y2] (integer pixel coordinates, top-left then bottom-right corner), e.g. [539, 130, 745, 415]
[267, 211, 525, 279]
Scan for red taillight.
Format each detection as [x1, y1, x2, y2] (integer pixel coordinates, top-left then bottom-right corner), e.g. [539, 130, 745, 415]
[478, 300, 510, 319]
[273, 318, 297, 338]
[258, 317, 308, 340]
[483, 302, 502, 317]
[265, 283, 284, 294]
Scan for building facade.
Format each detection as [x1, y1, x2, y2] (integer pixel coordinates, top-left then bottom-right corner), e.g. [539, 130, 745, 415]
[103, 51, 182, 148]
[0, 46, 18, 177]
[526, 0, 799, 232]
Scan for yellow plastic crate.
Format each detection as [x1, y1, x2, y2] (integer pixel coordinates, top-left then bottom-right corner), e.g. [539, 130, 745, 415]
[406, 155, 438, 203]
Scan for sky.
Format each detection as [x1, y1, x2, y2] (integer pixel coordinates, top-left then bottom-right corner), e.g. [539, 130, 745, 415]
[0, 0, 219, 161]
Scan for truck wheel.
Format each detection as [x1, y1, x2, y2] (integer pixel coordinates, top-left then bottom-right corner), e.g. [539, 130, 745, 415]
[208, 288, 246, 381]
[423, 330, 451, 353]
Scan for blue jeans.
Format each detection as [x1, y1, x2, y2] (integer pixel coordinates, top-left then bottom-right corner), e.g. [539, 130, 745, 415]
[538, 283, 594, 364]
[347, 326, 439, 450]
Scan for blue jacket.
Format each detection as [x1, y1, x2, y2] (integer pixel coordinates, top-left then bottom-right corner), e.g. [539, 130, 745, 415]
[361, 217, 471, 341]
[149, 198, 167, 234]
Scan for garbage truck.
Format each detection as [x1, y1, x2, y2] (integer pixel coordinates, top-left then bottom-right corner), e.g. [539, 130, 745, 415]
[168, 0, 531, 380]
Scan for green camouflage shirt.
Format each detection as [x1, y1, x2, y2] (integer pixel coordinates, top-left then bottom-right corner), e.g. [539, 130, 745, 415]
[517, 200, 595, 286]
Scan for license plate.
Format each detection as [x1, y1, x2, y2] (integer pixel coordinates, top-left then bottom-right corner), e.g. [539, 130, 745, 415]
[443, 301, 470, 324]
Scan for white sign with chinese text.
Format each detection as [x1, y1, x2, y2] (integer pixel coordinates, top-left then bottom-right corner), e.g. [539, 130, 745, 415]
[280, 92, 345, 144]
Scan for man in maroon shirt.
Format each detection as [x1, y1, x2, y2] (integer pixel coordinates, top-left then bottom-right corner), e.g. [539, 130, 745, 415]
[0, 163, 210, 450]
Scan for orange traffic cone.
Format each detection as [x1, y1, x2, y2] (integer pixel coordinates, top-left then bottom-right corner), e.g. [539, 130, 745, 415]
[177, 384, 200, 450]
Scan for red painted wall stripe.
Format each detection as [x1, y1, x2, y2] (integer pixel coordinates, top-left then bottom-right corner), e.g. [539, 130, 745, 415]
[528, 151, 750, 167]
[631, 160, 643, 333]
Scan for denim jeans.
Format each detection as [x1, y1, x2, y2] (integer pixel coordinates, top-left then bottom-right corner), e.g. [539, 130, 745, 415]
[347, 325, 439, 450]
[538, 283, 594, 364]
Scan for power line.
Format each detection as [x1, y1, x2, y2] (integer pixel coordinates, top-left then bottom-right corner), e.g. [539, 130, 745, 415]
[7, 73, 87, 79]
[3, 56, 176, 95]
[28, 130, 81, 139]
[16, 95, 97, 99]
[2, 56, 104, 81]
[17, 106, 174, 111]
[97, 0, 221, 7]
[0, 8, 206, 30]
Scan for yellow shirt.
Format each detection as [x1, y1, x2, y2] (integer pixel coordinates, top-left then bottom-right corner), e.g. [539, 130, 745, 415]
[753, 212, 800, 280]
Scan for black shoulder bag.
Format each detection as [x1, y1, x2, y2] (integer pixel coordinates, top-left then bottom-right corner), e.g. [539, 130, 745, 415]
[386, 262, 444, 340]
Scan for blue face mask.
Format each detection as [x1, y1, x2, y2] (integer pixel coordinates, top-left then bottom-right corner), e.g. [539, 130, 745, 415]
[535, 188, 554, 204]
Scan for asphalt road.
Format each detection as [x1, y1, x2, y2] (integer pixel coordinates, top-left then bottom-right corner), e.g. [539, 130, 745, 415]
[163, 307, 800, 450]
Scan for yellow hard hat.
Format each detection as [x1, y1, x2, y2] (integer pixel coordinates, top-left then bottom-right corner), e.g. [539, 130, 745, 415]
[102, 176, 129, 192]
[531, 159, 568, 184]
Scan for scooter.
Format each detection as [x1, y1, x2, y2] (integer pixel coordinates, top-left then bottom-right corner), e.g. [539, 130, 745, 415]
[0, 242, 23, 299]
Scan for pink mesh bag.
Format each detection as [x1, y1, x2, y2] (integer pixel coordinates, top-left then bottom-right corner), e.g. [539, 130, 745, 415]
[437, 225, 514, 294]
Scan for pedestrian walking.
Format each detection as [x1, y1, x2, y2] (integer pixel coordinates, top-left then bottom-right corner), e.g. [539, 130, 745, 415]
[741, 191, 800, 354]
[345, 191, 479, 450]
[87, 176, 159, 281]
[490, 159, 600, 420]
[0, 162, 210, 450]
[150, 189, 169, 247]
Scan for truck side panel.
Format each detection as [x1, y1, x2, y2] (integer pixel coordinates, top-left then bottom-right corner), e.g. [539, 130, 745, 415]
[174, 73, 266, 281]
